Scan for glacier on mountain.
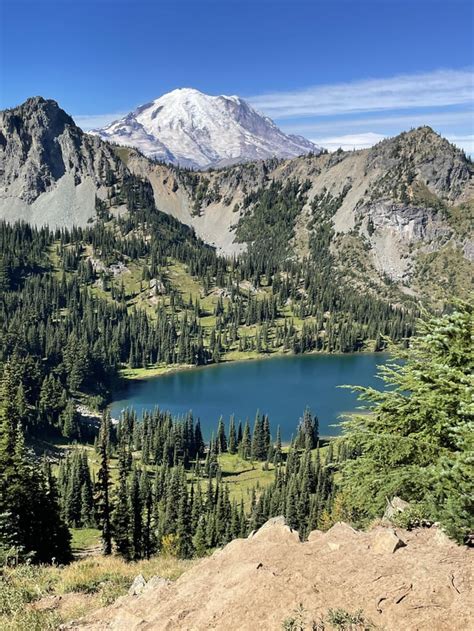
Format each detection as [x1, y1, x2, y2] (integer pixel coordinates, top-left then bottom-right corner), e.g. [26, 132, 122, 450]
[90, 88, 319, 168]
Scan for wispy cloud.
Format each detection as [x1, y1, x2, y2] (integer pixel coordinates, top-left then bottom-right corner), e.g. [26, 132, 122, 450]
[74, 112, 126, 130]
[248, 69, 474, 118]
[280, 110, 474, 136]
[314, 132, 386, 152]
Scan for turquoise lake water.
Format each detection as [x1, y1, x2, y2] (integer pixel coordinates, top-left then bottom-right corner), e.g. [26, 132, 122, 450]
[111, 353, 387, 441]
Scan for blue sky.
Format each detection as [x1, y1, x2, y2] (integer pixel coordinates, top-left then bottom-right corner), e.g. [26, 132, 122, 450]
[1, 0, 473, 152]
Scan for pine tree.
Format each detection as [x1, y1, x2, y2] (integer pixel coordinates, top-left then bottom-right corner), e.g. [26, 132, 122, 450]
[239, 420, 251, 459]
[61, 401, 80, 439]
[228, 415, 237, 454]
[275, 425, 282, 463]
[340, 303, 474, 542]
[112, 440, 131, 559]
[216, 416, 227, 453]
[36, 458, 72, 564]
[193, 515, 207, 557]
[176, 476, 193, 558]
[96, 412, 113, 555]
[0, 374, 71, 564]
[130, 466, 143, 560]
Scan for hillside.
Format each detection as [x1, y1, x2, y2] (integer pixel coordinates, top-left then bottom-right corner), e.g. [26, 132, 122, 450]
[1, 97, 472, 306]
[66, 518, 474, 631]
[122, 127, 473, 304]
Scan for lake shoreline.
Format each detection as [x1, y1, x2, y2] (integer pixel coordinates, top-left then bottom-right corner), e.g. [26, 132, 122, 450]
[117, 347, 387, 385]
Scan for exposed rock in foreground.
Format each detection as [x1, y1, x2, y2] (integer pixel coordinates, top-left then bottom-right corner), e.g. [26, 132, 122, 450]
[66, 518, 473, 630]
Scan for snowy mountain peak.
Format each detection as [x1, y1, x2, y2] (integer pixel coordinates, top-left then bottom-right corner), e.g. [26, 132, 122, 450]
[90, 88, 320, 169]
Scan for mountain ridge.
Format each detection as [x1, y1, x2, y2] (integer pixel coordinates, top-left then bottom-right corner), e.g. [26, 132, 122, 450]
[120, 124, 473, 302]
[0, 96, 129, 227]
[0, 96, 472, 305]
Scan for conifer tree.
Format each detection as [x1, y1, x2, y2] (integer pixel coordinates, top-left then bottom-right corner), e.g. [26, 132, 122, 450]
[228, 415, 237, 454]
[340, 303, 474, 542]
[216, 416, 227, 453]
[0, 369, 71, 563]
[193, 515, 207, 557]
[112, 440, 131, 559]
[96, 412, 113, 555]
[239, 420, 251, 459]
[130, 466, 143, 559]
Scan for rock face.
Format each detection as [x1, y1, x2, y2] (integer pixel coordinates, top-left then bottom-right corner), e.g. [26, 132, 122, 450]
[91, 88, 320, 169]
[67, 519, 473, 631]
[0, 97, 127, 227]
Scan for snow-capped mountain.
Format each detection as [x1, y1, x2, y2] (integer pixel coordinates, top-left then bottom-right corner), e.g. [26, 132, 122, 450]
[90, 88, 320, 169]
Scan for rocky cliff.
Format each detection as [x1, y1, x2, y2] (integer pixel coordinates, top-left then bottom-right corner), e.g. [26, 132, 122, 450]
[0, 97, 128, 227]
[66, 518, 473, 631]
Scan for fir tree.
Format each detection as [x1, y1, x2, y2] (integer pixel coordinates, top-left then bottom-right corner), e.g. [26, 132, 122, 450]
[130, 466, 143, 559]
[96, 412, 113, 555]
[228, 415, 237, 454]
[112, 440, 131, 560]
[340, 303, 474, 542]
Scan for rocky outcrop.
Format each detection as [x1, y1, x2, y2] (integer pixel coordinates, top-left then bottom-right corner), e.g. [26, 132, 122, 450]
[66, 518, 473, 631]
[0, 97, 127, 227]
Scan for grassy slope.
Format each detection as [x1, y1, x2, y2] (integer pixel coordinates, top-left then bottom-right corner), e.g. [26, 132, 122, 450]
[218, 452, 276, 507]
[47, 242, 378, 378]
[0, 555, 194, 630]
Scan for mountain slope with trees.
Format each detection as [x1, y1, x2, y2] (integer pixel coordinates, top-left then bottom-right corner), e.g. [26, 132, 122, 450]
[124, 126, 473, 306]
[0, 97, 472, 307]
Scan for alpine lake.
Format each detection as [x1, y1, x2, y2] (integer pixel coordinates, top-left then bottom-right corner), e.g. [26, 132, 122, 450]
[111, 353, 388, 441]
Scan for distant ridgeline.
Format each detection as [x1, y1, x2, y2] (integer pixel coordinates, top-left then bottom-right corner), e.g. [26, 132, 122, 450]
[0, 204, 412, 441]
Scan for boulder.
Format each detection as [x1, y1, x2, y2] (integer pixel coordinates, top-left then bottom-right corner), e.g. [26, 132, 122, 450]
[306, 529, 324, 543]
[371, 528, 406, 554]
[383, 497, 410, 522]
[326, 522, 360, 539]
[432, 528, 453, 547]
[251, 516, 300, 543]
[128, 574, 146, 596]
[143, 576, 171, 593]
[324, 522, 360, 551]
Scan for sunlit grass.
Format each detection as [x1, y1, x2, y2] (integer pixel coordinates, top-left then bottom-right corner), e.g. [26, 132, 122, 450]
[70, 528, 101, 553]
[0, 554, 195, 630]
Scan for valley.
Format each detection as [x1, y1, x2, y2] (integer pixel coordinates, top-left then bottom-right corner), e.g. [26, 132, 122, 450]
[0, 90, 472, 631]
